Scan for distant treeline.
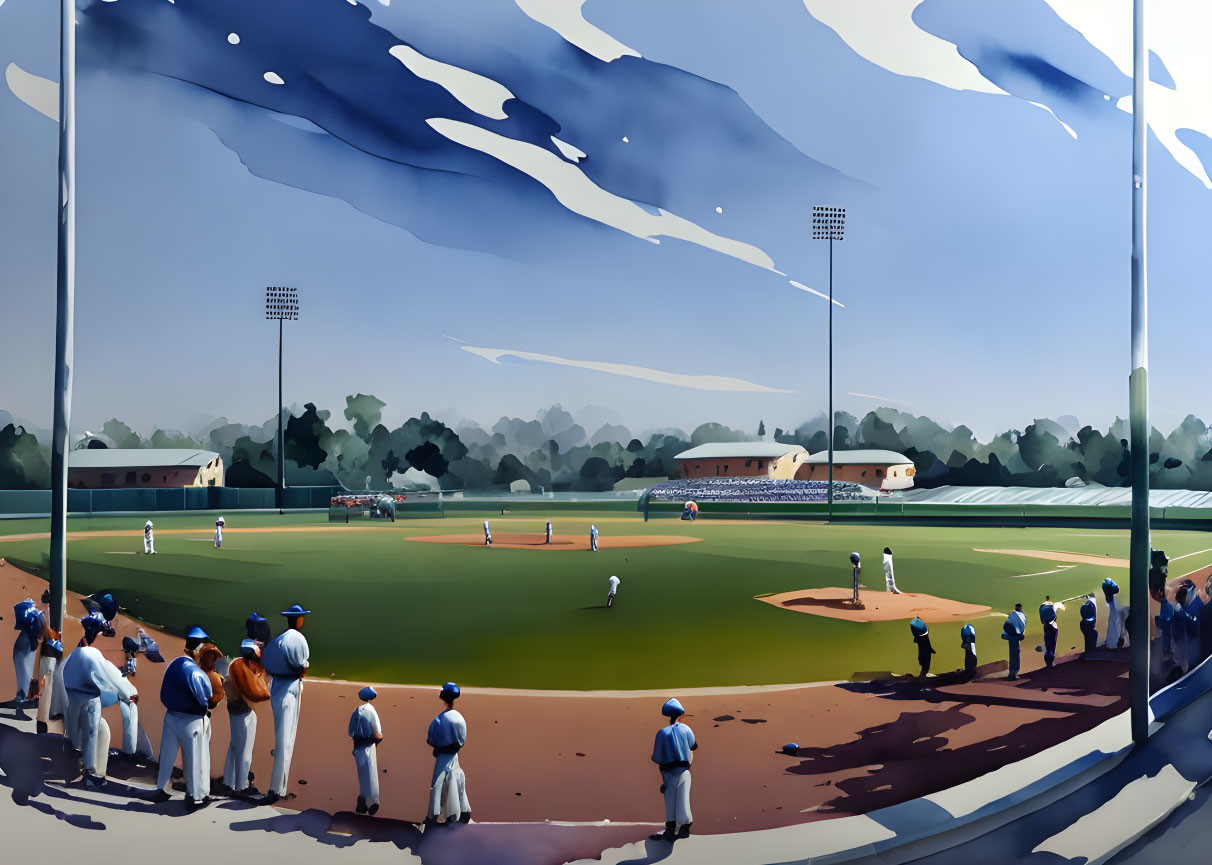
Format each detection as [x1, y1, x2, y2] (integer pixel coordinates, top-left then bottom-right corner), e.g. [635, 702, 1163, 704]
[3, 401, 1212, 492]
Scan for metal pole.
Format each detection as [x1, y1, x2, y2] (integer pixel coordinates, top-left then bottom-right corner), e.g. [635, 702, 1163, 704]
[828, 236, 834, 520]
[1128, 0, 1151, 746]
[277, 316, 285, 512]
[48, 0, 76, 633]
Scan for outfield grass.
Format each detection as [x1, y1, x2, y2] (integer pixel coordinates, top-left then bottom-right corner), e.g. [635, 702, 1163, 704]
[2, 512, 1207, 689]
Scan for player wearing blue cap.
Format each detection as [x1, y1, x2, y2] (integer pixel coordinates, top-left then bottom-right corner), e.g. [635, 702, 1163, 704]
[155, 626, 217, 808]
[651, 698, 697, 841]
[262, 604, 311, 803]
[61, 638, 137, 786]
[960, 624, 978, 677]
[426, 682, 471, 826]
[590, 524, 599, 552]
[849, 552, 862, 604]
[12, 597, 44, 702]
[1039, 597, 1059, 668]
[909, 618, 934, 677]
[483, 520, 492, 547]
[223, 638, 270, 795]
[349, 686, 384, 815]
[48, 611, 113, 727]
[1002, 604, 1026, 680]
[117, 635, 156, 764]
[1102, 578, 1124, 649]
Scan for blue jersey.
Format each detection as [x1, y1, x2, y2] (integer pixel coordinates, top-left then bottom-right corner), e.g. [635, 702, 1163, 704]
[652, 722, 696, 767]
[160, 656, 212, 715]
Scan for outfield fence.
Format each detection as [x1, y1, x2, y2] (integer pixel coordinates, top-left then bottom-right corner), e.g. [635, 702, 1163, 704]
[0, 486, 343, 516]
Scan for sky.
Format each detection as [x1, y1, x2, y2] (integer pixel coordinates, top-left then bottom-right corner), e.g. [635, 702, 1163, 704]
[2, 0, 1211, 444]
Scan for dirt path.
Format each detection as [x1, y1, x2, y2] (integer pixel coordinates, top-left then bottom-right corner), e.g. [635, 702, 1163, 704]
[757, 588, 989, 623]
[407, 533, 699, 551]
[1, 564, 1128, 834]
[974, 548, 1131, 568]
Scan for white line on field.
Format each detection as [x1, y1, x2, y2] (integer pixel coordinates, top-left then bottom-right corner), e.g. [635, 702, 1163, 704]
[1008, 566, 1077, 578]
[104, 551, 138, 555]
[1171, 548, 1212, 561]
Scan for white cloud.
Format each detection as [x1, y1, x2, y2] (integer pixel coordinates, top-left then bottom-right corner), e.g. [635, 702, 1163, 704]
[426, 116, 777, 271]
[5, 63, 58, 121]
[389, 45, 515, 120]
[513, 0, 640, 63]
[461, 344, 794, 393]
[789, 280, 844, 307]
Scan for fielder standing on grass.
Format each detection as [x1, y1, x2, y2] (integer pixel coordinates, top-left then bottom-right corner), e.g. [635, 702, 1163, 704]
[143, 519, 156, 555]
[651, 698, 697, 842]
[909, 617, 934, 677]
[607, 575, 620, 608]
[483, 520, 492, 547]
[215, 515, 225, 548]
[590, 523, 599, 552]
[849, 552, 862, 604]
[426, 681, 471, 826]
[262, 603, 311, 804]
[349, 686, 383, 815]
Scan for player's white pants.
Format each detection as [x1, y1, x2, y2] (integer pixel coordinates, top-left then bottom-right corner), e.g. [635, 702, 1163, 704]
[485, 534, 492, 546]
[120, 700, 155, 759]
[66, 692, 111, 778]
[884, 562, 900, 593]
[661, 767, 693, 826]
[49, 660, 68, 720]
[215, 528, 222, 548]
[591, 537, 598, 551]
[37, 655, 58, 725]
[607, 591, 616, 608]
[429, 752, 470, 821]
[269, 676, 302, 796]
[1105, 599, 1123, 648]
[144, 535, 155, 554]
[12, 631, 37, 700]
[354, 743, 379, 806]
[157, 710, 209, 802]
[223, 709, 257, 791]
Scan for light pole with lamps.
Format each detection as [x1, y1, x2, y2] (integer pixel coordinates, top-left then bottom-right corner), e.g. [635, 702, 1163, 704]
[813, 206, 845, 519]
[266, 287, 299, 513]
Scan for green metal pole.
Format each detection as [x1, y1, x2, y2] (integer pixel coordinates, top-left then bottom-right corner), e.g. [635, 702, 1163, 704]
[1128, 0, 1150, 746]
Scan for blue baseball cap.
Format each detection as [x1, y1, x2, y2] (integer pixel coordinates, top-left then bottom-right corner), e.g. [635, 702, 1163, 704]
[661, 697, 685, 718]
[909, 617, 928, 637]
[849, 552, 861, 564]
[359, 686, 377, 701]
[281, 604, 311, 617]
[440, 681, 460, 700]
[240, 638, 259, 652]
[185, 626, 210, 642]
[81, 611, 108, 633]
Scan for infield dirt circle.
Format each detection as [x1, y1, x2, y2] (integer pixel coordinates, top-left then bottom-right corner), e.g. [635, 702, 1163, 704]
[407, 532, 701, 550]
[757, 588, 991, 622]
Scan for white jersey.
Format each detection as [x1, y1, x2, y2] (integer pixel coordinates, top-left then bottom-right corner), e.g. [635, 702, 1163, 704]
[608, 576, 620, 594]
[144, 522, 153, 538]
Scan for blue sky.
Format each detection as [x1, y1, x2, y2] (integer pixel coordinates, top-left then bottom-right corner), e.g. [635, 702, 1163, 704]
[2, 0, 1210, 442]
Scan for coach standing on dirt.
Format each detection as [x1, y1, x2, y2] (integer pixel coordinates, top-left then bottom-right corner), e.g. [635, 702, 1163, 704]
[262, 604, 311, 804]
[651, 698, 697, 842]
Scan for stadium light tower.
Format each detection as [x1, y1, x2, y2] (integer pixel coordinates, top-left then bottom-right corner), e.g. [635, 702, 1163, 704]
[48, 0, 77, 634]
[813, 205, 845, 519]
[1128, 0, 1150, 746]
[266, 287, 299, 512]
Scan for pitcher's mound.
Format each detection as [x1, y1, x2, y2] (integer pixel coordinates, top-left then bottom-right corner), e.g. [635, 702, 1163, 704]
[756, 588, 989, 623]
[407, 533, 701, 551]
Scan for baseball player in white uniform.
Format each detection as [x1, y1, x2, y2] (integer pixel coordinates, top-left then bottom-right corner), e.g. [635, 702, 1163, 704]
[262, 604, 311, 803]
[144, 520, 156, 555]
[426, 682, 471, 826]
[607, 575, 620, 608]
[155, 627, 215, 807]
[883, 547, 902, 594]
[62, 643, 137, 785]
[215, 516, 225, 548]
[483, 520, 492, 547]
[349, 686, 383, 815]
[545, 520, 553, 544]
[590, 524, 599, 552]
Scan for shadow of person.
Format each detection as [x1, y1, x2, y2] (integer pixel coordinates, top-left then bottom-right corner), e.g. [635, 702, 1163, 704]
[617, 838, 678, 865]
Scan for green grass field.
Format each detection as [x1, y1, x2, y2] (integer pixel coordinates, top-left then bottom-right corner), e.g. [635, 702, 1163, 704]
[3, 512, 1208, 689]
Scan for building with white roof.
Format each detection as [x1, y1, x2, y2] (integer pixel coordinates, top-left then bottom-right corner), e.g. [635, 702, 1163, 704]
[68, 448, 225, 489]
[673, 443, 914, 490]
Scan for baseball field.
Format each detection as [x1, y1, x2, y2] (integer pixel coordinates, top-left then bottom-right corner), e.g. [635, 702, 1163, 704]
[2, 512, 1208, 689]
